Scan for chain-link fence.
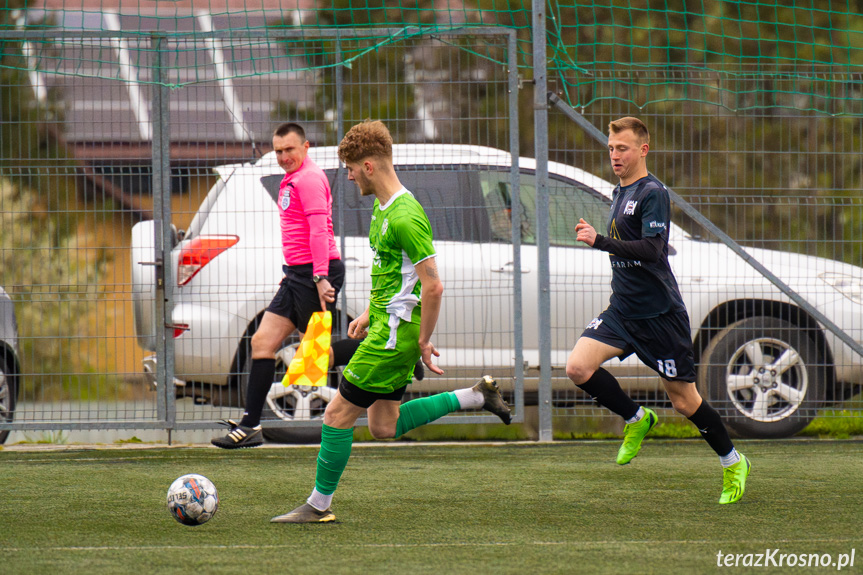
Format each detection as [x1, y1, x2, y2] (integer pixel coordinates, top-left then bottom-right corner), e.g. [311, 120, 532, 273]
[1, 28, 528, 444]
[2, 4, 863, 444]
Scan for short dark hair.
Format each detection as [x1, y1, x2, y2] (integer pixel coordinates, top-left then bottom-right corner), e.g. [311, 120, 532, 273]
[608, 117, 650, 145]
[273, 122, 306, 141]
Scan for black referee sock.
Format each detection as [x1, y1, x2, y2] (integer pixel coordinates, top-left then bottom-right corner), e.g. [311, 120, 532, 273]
[240, 358, 276, 428]
[687, 400, 735, 457]
[577, 367, 640, 421]
[331, 338, 362, 367]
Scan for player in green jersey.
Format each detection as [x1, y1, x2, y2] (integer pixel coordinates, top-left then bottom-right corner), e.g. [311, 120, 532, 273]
[271, 120, 512, 524]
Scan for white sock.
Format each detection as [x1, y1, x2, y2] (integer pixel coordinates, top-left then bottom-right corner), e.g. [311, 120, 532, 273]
[625, 406, 645, 425]
[719, 448, 741, 468]
[453, 387, 484, 410]
[307, 489, 333, 511]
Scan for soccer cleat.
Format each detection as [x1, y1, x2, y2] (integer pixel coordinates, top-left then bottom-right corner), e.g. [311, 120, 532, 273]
[472, 375, 512, 425]
[210, 419, 263, 449]
[271, 502, 336, 524]
[719, 454, 751, 504]
[616, 408, 658, 465]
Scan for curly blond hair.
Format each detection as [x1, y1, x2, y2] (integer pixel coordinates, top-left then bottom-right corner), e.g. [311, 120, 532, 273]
[338, 120, 393, 163]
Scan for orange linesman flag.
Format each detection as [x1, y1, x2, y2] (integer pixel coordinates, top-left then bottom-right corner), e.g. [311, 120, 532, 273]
[282, 311, 332, 387]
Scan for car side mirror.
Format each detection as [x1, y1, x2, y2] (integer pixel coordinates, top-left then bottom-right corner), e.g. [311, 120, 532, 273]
[170, 224, 181, 247]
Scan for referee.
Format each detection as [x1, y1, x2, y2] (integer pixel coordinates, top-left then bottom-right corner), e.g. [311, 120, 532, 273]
[212, 122, 348, 449]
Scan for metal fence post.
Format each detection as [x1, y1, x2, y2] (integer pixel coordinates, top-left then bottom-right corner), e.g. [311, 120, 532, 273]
[507, 29, 525, 428]
[532, 0, 552, 442]
[150, 35, 176, 438]
[335, 35, 348, 339]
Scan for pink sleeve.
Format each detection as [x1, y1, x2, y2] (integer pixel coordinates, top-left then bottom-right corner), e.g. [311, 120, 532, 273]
[307, 213, 331, 276]
[298, 174, 332, 276]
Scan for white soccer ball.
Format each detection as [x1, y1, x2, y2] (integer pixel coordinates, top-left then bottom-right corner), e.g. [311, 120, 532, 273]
[166, 474, 219, 526]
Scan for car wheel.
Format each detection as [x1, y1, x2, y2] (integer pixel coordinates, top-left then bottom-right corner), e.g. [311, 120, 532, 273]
[239, 341, 340, 444]
[0, 352, 17, 445]
[697, 316, 825, 439]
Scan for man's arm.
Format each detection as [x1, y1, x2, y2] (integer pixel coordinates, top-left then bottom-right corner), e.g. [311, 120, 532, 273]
[415, 256, 444, 375]
[593, 234, 664, 262]
[575, 218, 664, 263]
[347, 306, 370, 339]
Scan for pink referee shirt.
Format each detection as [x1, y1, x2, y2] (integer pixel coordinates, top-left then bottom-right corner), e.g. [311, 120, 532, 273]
[277, 156, 340, 276]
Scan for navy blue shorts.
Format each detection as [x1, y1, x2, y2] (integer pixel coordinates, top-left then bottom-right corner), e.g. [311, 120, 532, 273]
[580, 306, 697, 382]
[266, 259, 345, 331]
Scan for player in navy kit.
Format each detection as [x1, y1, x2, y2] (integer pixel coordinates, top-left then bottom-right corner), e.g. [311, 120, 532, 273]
[566, 116, 751, 504]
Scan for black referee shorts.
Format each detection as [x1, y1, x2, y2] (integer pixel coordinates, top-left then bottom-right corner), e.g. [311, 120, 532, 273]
[266, 259, 345, 332]
[580, 306, 697, 382]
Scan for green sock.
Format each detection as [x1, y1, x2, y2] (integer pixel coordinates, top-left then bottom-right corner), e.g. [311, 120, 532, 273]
[395, 392, 460, 437]
[314, 424, 354, 496]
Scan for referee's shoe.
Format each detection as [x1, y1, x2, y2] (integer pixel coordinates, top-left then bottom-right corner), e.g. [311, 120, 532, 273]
[473, 375, 512, 425]
[211, 419, 264, 449]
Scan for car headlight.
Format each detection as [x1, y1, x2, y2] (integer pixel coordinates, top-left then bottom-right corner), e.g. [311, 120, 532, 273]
[819, 272, 863, 303]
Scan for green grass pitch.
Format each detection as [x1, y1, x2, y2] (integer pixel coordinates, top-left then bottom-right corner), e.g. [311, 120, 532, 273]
[1, 440, 861, 574]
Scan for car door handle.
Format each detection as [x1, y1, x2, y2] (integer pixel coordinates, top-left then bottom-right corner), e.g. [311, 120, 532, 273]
[344, 257, 370, 269]
[492, 262, 530, 274]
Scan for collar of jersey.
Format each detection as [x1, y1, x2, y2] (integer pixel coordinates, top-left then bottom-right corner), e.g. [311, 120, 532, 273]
[378, 187, 411, 211]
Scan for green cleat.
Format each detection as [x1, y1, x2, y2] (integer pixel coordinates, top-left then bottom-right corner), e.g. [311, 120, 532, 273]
[271, 503, 336, 524]
[616, 408, 658, 465]
[719, 454, 751, 504]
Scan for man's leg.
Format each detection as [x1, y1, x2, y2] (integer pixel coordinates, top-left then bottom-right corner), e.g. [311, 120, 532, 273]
[566, 337, 656, 464]
[364, 376, 511, 440]
[271, 391, 364, 523]
[664, 380, 751, 504]
[212, 312, 296, 449]
[398, 376, 512, 437]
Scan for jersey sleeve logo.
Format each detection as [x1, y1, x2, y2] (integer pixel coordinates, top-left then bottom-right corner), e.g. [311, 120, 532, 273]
[624, 200, 638, 215]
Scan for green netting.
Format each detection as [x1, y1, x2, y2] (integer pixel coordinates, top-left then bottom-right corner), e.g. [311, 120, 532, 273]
[2, 1, 863, 113]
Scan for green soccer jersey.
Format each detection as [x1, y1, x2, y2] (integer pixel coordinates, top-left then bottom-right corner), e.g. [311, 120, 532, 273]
[367, 188, 436, 322]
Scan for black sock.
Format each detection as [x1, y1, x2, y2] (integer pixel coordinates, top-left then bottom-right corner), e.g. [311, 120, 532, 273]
[576, 367, 639, 420]
[331, 338, 362, 367]
[687, 400, 735, 457]
[240, 358, 276, 428]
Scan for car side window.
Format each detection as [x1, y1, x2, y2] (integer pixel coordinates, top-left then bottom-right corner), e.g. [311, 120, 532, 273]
[325, 169, 380, 238]
[259, 174, 282, 203]
[478, 171, 609, 247]
[480, 172, 535, 244]
[277, 168, 608, 247]
[547, 176, 609, 247]
[326, 167, 492, 243]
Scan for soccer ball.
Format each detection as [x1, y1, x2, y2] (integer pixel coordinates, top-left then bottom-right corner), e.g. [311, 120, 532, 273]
[166, 474, 219, 526]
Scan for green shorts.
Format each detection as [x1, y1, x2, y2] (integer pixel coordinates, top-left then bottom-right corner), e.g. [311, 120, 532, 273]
[342, 307, 421, 394]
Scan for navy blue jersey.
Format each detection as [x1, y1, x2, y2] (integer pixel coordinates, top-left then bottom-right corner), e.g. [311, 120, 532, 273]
[605, 174, 686, 319]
